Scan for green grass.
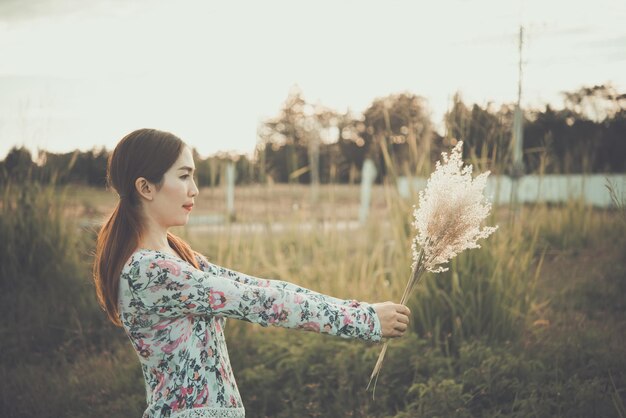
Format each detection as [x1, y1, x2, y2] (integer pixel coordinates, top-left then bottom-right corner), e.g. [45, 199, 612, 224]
[1, 181, 625, 417]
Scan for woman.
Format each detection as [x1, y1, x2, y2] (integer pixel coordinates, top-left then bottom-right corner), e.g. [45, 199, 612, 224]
[93, 128, 411, 418]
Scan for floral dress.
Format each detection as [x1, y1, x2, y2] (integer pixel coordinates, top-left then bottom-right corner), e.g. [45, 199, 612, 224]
[118, 249, 382, 418]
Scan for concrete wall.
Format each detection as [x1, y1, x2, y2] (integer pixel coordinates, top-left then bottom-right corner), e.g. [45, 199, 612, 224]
[397, 174, 626, 207]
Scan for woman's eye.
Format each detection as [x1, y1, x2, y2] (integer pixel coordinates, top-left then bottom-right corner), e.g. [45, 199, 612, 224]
[181, 175, 189, 179]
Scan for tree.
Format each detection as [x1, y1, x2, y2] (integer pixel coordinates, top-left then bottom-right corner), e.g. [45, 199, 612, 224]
[523, 84, 626, 174]
[336, 112, 368, 183]
[444, 93, 514, 174]
[259, 86, 309, 183]
[562, 83, 626, 122]
[362, 93, 434, 179]
[2, 146, 35, 183]
[257, 86, 344, 184]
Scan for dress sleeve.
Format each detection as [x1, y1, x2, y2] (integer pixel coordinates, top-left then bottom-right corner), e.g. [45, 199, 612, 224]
[194, 253, 366, 308]
[123, 254, 382, 342]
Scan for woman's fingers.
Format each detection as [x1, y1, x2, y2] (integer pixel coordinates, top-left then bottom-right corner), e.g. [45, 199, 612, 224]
[393, 322, 408, 332]
[389, 328, 406, 338]
[396, 313, 410, 324]
[372, 302, 412, 338]
[396, 304, 411, 316]
[392, 306, 410, 335]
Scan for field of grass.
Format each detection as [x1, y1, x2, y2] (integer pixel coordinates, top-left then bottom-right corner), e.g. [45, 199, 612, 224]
[61, 183, 391, 223]
[1, 181, 625, 417]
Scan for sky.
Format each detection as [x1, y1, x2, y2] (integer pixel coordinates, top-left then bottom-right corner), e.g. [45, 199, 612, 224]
[1, 0, 625, 160]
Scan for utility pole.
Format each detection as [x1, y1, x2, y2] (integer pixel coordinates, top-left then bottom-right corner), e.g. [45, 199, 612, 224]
[308, 124, 320, 205]
[510, 25, 525, 220]
[512, 25, 525, 174]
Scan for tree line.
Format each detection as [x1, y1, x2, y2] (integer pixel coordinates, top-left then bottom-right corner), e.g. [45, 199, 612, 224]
[1, 84, 625, 187]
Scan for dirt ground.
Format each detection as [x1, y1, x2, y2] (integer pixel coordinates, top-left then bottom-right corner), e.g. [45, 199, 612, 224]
[63, 184, 394, 223]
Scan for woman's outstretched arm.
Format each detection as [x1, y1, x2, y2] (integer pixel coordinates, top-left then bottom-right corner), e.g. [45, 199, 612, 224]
[194, 253, 366, 308]
[123, 252, 384, 342]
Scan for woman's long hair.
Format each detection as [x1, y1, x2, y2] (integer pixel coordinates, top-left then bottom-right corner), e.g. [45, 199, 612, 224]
[93, 128, 200, 326]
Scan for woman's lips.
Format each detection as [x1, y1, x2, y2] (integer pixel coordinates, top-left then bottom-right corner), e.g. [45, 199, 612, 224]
[183, 204, 193, 212]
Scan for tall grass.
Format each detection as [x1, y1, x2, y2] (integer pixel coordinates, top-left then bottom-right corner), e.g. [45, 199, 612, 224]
[2, 175, 624, 417]
[188, 183, 544, 354]
[0, 181, 92, 360]
[0, 179, 134, 417]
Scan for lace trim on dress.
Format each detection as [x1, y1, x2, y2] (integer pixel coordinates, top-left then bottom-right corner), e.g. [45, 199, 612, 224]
[169, 407, 245, 418]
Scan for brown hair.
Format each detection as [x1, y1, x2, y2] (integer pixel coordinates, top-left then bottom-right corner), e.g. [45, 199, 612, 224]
[93, 128, 200, 326]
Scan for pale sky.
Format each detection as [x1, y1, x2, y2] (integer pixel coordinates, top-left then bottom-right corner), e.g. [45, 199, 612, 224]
[1, 0, 625, 160]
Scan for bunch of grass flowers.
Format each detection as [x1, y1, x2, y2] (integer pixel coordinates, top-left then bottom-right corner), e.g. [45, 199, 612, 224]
[367, 140, 498, 396]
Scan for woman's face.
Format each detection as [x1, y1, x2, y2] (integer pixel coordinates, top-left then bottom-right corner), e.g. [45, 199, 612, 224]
[147, 146, 199, 228]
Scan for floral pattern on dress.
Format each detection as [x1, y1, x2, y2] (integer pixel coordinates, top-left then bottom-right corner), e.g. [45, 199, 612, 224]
[119, 249, 382, 418]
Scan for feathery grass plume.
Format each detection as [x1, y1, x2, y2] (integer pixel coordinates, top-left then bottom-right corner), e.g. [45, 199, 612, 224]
[367, 140, 498, 397]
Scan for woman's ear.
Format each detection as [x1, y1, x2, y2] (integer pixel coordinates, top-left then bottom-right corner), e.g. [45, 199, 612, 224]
[135, 177, 154, 201]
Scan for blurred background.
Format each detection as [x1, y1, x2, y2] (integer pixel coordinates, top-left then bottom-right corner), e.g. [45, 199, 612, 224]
[1, 0, 625, 417]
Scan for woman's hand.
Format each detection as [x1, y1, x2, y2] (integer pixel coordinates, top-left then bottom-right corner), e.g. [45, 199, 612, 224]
[372, 301, 411, 338]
